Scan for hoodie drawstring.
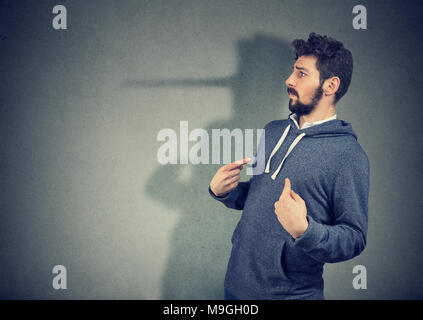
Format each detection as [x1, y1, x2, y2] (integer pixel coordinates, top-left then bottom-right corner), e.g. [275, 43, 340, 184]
[264, 125, 290, 174]
[264, 125, 306, 180]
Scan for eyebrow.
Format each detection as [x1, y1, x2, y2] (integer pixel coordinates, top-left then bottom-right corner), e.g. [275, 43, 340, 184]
[294, 65, 310, 73]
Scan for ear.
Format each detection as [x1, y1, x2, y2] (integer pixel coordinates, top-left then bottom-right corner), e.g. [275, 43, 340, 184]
[323, 76, 340, 97]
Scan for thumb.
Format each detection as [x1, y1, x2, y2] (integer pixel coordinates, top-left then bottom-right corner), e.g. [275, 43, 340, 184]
[281, 178, 291, 199]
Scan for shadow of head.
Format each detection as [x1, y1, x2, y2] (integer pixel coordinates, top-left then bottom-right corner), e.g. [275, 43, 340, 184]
[139, 33, 293, 299]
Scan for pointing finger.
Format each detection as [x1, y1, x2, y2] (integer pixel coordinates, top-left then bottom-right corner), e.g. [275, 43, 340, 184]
[280, 178, 291, 199]
[223, 158, 251, 171]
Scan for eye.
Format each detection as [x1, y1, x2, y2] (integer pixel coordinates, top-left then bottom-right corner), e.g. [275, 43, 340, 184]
[299, 71, 306, 77]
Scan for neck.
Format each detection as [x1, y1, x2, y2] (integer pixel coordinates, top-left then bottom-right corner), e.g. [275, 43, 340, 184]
[298, 103, 336, 129]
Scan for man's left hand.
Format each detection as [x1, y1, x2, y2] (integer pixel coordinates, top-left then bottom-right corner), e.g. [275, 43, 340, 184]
[274, 178, 308, 239]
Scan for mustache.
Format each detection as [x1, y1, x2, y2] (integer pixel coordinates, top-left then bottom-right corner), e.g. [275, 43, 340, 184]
[287, 88, 298, 97]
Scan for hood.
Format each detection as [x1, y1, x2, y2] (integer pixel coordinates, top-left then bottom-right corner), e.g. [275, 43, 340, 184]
[287, 113, 357, 139]
[265, 113, 357, 180]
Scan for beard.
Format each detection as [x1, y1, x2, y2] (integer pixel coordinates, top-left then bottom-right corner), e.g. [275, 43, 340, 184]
[288, 84, 324, 116]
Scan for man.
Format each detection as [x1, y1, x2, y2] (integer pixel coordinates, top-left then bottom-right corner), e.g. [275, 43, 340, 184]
[208, 33, 369, 300]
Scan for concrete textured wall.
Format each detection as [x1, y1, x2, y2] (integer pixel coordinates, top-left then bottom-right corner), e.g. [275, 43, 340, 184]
[1, 0, 422, 299]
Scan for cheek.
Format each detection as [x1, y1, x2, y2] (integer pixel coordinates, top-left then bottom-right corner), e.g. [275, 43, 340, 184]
[300, 84, 318, 100]
[303, 90, 314, 101]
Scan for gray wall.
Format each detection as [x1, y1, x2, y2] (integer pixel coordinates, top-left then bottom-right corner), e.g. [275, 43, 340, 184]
[1, 0, 422, 299]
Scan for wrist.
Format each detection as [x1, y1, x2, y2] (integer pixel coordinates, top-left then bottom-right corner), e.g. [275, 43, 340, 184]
[292, 218, 309, 239]
[209, 185, 227, 198]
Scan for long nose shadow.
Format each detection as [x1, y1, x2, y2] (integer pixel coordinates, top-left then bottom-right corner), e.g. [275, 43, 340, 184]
[123, 77, 234, 88]
[129, 33, 293, 299]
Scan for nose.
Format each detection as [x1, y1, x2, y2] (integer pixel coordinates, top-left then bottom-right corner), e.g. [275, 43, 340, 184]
[285, 72, 295, 89]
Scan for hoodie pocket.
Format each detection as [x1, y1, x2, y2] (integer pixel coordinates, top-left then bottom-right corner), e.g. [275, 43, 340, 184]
[283, 241, 323, 281]
[277, 241, 291, 280]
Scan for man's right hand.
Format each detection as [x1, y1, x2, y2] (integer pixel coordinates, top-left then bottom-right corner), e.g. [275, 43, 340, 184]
[209, 158, 251, 197]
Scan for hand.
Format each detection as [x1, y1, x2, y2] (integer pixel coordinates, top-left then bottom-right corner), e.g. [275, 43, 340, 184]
[209, 158, 251, 197]
[274, 178, 308, 239]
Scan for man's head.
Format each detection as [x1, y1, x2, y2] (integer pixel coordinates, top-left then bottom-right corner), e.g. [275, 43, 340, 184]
[285, 32, 353, 116]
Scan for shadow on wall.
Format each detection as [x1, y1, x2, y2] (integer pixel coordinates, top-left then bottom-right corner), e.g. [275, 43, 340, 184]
[124, 33, 293, 299]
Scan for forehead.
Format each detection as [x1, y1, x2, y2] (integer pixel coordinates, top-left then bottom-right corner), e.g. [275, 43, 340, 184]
[294, 55, 318, 73]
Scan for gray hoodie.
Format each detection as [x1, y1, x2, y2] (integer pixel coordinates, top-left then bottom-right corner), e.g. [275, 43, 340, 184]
[209, 113, 370, 299]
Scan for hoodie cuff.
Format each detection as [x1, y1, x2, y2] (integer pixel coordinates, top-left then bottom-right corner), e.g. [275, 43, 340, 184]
[292, 215, 327, 251]
[208, 185, 233, 201]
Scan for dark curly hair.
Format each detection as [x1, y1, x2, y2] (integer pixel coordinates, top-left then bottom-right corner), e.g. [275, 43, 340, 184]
[292, 32, 353, 104]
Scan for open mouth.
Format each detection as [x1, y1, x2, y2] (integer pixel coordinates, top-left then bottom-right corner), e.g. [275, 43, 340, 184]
[288, 89, 297, 98]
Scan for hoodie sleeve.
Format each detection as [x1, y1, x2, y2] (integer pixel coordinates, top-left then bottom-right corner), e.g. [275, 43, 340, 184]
[292, 148, 370, 263]
[208, 181, 251, 210]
